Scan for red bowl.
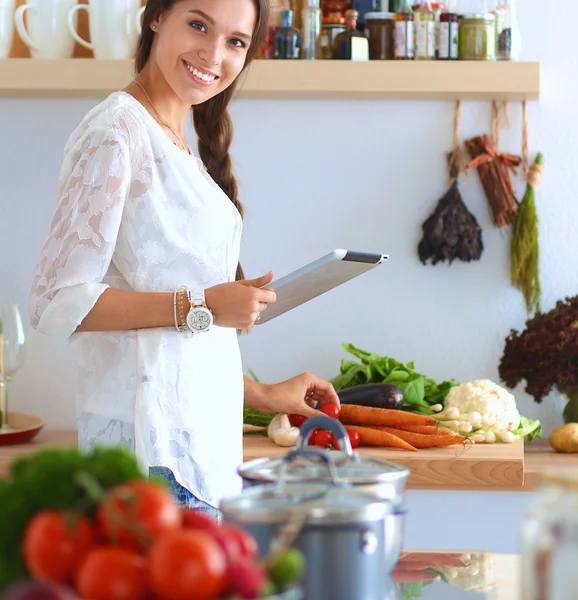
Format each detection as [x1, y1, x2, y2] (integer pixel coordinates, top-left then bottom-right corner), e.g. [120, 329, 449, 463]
[0, 412, 45, 446]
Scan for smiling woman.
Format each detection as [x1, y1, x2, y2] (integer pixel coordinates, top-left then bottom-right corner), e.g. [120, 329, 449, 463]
[28, 0, 341, 517]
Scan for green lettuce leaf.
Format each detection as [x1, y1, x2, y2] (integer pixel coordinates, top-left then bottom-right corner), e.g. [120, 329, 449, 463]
[514, 415, 543, 441]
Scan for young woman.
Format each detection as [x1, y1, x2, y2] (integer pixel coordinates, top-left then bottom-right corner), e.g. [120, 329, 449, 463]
[29, 0, 339, 516]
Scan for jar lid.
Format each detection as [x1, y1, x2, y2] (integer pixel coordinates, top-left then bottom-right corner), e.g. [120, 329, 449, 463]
[220, 483, 392, 526]
[413, 3, 448, 9]
[239, 451, 410, 505]
[460, 12, 495, 20]
[364, 11, 395, 19]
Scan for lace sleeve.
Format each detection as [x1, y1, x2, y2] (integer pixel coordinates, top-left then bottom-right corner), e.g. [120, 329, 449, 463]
[29, 126, 131, 337]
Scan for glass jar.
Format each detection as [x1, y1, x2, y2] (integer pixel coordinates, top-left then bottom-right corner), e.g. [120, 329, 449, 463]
[365, 12, 395, 59]
[413, 2, 446, 58]
[495, 0, 521, 60]
[321, 16, 347, 58]
[301, 0, 322, 58]
[439, 12, 458, 59]
[458, 13, 495, 60]
[257, 0, 291, 58]
[413, 2, 435, 59]
[394, 0, 414, 59]
[521, 472, 578, 600]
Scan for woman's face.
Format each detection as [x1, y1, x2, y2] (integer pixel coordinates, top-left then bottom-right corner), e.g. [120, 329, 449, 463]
[152, 0, 257, 105]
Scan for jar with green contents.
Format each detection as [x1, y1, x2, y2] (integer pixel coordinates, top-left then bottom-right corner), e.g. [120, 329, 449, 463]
[458, 13, 496, 60]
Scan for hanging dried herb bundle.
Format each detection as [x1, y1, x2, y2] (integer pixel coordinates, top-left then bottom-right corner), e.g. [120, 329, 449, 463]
[511, 152, 544, 314]
[465, 134, 522, 228]
[498, 295, 578, 402]
[418, 156, 484, 265]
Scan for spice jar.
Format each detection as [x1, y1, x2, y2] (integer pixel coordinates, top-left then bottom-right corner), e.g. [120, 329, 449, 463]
[458, 13, 495, 60]
[394, 0, 414, 59]
[321, 16, 347, 59]
[364, 12, 395, 59]
[439, 11, 458, 59]
[495, 0, 521, 60]
[413, 2, 446, 58]
[413, 1, 435, 60]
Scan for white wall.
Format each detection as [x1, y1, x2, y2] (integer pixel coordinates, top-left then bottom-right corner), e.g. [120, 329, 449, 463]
[0, 0, 576, 441]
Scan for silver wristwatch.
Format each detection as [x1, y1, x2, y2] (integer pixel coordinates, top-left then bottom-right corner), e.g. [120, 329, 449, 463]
[185, 289, 214, 333]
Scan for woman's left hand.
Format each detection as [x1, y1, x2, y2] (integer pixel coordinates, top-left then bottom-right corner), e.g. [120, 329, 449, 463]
[255, 372, 340, 418]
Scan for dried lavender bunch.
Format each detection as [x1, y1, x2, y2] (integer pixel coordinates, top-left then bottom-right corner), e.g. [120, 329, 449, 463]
[498, 295, 578, 402]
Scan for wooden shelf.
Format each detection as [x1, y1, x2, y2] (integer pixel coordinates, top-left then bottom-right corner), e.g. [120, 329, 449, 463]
[0, 58, 539, 101]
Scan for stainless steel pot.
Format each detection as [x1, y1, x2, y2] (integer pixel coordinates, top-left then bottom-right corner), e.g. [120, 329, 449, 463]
[239, 416, 410, 571]
[222, 447, 393, 600]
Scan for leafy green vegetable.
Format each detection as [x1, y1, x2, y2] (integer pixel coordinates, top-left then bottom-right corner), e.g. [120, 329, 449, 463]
[0, 445, 146, 589]
[330, 343, 459, 414]
[513, 415, 543, 441]
[400, 580, 436, 599]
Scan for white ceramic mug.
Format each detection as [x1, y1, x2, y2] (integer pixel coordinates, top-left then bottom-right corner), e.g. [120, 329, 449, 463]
[14, 0, 78, 59]
[68, 0, 145, 60]
[0, 0, 15, 58]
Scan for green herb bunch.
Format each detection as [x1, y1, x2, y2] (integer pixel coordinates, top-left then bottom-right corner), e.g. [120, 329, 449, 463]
[330, 343, 459, 413]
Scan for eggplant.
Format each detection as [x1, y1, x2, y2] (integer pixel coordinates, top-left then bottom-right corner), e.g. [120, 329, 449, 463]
[337, 383, 404, 410]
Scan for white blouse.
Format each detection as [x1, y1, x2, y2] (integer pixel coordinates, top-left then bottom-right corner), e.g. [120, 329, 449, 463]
[29, 91, 245, 508]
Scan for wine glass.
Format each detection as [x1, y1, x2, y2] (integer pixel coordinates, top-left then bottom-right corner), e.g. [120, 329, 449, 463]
[0, 303, 27, 432]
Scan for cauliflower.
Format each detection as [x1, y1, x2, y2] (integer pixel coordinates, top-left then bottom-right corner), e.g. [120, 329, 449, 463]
[437, 552, 496, 592]
[438, 379, 521, 436]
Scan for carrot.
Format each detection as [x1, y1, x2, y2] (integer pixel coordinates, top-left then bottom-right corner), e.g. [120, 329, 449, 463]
[346, 425, 418, 452]
[372, 426, 466, 449]
[392, 424, 454, 436]
[339, 405, 437, 428]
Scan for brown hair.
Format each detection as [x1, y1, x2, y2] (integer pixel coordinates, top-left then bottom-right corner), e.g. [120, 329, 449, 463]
[135, 0, 269, 282]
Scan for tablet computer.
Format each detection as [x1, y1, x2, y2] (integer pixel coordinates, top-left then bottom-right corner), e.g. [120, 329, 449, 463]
[256, 249, 389, 325]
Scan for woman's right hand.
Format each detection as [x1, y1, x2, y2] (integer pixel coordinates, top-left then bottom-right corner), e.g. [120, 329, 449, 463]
[205, 271, 277, 329]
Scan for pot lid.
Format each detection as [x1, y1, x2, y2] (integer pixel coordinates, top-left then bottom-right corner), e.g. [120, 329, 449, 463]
[221, 482, 391, 525]
[240, 450, 409, 488]
[239, 415, 410, 497]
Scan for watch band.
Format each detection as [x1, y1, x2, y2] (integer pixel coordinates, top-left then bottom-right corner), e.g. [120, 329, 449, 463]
[191, 289, 206, 308]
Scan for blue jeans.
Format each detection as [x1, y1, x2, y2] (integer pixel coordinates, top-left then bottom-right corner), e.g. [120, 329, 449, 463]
[149, 466, 222, 521]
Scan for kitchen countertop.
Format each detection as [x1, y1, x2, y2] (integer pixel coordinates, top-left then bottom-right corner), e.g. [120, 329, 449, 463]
[1, 430, 575, 491]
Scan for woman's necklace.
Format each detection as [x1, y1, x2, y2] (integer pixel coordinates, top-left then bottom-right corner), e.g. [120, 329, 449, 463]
[134, 80, 192, 155]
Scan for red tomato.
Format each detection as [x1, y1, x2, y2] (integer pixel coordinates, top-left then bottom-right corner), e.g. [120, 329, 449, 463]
[288, 414, 306, 427]
[331, 434, 341, 450]
[96, 480, 182, 550]
[307, 428, 320, 446]
[181, 509, 220, 532]
[148, 530, 227, 600]
[76, 546, 147, 600]
[320, 404, 341, 419]
[347, 429, 361, 449]
[314, 430, 333, 449]
[219, 523, 258, 560]
[22, 511, 96, 585]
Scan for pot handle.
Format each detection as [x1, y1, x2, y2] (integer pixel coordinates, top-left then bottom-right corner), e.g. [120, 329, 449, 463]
[276, 446, 342, 493]
[297, 415, 354, 456]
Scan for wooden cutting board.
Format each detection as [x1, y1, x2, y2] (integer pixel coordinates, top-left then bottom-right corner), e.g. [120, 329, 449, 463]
[0, 429, 525, 490]
[243, 435, 525, 490]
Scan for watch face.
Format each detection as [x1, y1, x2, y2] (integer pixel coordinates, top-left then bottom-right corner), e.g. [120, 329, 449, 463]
[187, 308, 212, 332]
